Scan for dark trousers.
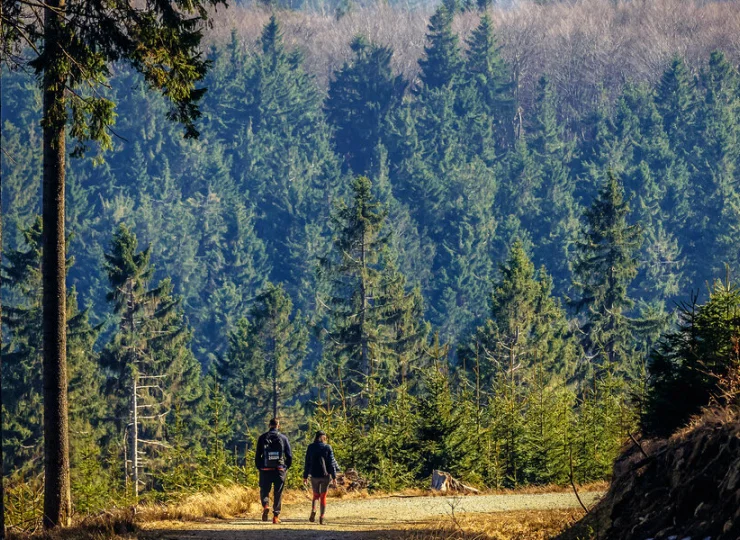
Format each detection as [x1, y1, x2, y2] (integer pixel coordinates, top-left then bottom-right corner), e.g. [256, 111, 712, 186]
[259, 468, 287, 515]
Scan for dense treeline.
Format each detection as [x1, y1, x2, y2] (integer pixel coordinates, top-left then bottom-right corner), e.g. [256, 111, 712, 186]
[3, 0, 740, 523]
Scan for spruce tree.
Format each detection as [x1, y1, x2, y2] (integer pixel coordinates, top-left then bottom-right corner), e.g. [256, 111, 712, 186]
[319, 176, 389, 400]
[375, 253, 430, 387]
[101, 225, 202, 496]
[326, 36, 406, 174]
[391, 82, 498, 341]
[217, 282, 307, 438]
[225, 16, 342, 311]
[695, 52, 740, 278]
[655, 57, 698, 159]
[645, 277, 740, 436]
[572, 172, 642, 375]
[465, 241, 577, 383]
[529, 77, 580, 290]
[2, 219, 103, 479]
[418, 5, 462, 91]
[464, 13, 514, 146]
[319, 176, 427, 402]
[460, 242, 578, 485]
[496, 136, 542, 257]
[18, 0, 224, 520]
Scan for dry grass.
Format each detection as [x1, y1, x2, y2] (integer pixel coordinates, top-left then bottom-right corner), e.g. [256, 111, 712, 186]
[361, 482, 607, 499]
[7, 510, 138, 540]
[400, 509, 588, 540]
[137, 485, 260, 521]
[483, 482, 607, 497]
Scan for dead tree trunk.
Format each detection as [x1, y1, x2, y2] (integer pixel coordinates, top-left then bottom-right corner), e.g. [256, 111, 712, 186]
[131, 368, 139, 500]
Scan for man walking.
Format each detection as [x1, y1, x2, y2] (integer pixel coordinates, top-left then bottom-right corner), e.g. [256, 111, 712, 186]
[255, 418, 293, 524]
[303, 430, 337, 525]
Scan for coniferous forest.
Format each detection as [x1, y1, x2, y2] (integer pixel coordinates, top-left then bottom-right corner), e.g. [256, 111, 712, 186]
[3, 0, 740, 529]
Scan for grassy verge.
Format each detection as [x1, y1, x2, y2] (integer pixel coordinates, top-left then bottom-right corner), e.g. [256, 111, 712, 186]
[7, 511, 138, 540]
[401, 509, 589, 540]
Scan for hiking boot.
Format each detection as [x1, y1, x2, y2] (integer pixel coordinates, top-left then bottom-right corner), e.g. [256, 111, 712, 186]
[261, 508, 269, 522]
[273, 515, 281, 524]
[309, 510, 316, 523]
[319, 516, 325, 525]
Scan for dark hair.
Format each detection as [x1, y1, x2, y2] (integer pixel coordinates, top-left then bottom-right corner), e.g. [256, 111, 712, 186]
[269, 418, 280, 428]
[314, 430, 327, 443]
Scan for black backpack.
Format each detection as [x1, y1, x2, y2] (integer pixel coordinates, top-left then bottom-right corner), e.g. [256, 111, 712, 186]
[262, 431, 285, 468]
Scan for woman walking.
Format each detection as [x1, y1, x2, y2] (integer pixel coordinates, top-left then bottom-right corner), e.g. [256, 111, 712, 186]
[303, 430, 338, 524]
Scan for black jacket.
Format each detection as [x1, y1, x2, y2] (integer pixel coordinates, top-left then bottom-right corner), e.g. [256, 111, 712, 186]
[255, 428, 293, 470]
[303, 441, 337, 480]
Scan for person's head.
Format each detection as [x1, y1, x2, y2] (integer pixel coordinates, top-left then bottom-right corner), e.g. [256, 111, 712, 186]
[269, 418, 280, 430]
[314, 430, 327, 444]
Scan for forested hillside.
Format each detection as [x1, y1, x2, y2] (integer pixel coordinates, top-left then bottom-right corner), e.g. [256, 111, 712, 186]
[3, 0, 740, 524]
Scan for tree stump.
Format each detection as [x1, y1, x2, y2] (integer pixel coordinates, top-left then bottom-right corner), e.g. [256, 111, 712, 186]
[431, 470, 480, 494]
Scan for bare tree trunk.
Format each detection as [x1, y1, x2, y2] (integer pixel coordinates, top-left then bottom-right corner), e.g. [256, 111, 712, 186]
[271, 335, 278, 420]
[42, 0, 71, 526]
[359, 230, 369, 402]
[131, 369, 138, 501]
[125, 280, 139, 502]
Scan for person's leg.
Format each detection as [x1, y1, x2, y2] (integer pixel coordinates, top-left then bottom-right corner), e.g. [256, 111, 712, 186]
[310, 477, 323, 521]
[310, 492, 319, 521]
[318, 476, 329, 522]
[273, 469, 287, 516]
[258, 471, 271, 521]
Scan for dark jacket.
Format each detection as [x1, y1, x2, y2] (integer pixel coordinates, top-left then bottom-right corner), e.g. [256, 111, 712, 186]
[303, 441, 337, 480]
[255, 428, 293, 470]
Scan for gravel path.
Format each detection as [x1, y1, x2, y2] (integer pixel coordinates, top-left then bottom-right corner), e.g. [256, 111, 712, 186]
[144, 491, 602, 539]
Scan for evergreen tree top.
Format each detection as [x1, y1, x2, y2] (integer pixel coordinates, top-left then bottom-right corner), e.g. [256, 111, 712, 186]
[22, 0, 225, 149]
[418, 4, 462, 91]
[573, 171, 642, 314]
[104, 225, 154, 312]
[332, 176, 389, 254]
[261, 16, 285, 57]
[465, 14, 506, 82]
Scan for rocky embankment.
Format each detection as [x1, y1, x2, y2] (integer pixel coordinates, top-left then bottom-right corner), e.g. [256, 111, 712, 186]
[561, 409, 740, 540]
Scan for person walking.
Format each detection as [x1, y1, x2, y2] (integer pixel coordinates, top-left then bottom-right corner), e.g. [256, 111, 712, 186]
[303, 430, 338, 525]
[255, 418, 293, 524]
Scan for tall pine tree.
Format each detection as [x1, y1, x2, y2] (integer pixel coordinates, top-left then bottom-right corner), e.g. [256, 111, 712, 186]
[326, 36, 406, 174]
[572, 172, 642, 376]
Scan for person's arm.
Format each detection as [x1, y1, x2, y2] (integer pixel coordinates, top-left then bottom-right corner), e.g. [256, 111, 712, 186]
[254, 434, 263, 469]
[303, 444, 311, 480]
[283, 435, 293, 469]
[327, 445, 337, 480]
[331, 452, 341, 474]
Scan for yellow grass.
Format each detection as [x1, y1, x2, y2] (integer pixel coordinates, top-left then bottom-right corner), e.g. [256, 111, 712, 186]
[401, 509, 587, 540]
[7, 510, 138, 540]
[137, 485, 260, 521]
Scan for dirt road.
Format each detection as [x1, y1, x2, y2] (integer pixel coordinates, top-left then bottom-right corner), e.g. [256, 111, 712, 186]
[143, 491, 602, 539]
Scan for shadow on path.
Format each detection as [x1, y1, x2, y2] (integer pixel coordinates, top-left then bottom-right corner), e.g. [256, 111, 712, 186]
[141, 525, 429, 540]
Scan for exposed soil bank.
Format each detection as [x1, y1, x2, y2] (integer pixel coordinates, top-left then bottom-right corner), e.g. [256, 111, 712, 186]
[560, 409, 740, 540]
